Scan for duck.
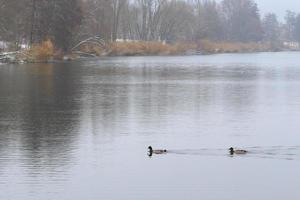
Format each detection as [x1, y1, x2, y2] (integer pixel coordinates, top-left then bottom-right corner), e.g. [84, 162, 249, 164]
[148, 146, 167, 155]
[229, 147, 248, 155]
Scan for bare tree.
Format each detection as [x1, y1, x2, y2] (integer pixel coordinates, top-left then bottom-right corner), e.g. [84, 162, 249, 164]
[159, 0, 194, 42]
[221, 0, 263, 42]
[133, 0, 165, 41]
[31, 0, 82, 51]
[0, 0, 32, 48]
[111, 0, 127, 41]
[81, 0, 114, 40]
[194, 0, 223, 41]
[3, 0, 294, 51]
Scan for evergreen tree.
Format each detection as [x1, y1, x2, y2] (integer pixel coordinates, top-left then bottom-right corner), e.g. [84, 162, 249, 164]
[284, 10, 296, 41]
[294, 14, 300, 43]
[262, 13, 279, 43]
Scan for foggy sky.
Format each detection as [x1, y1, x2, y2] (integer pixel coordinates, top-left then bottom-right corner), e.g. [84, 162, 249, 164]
[216, 0, 300, 21]
[256, 0, 300, 20]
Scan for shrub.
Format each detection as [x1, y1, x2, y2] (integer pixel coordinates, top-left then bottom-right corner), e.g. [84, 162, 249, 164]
[28, 39, 54, 61]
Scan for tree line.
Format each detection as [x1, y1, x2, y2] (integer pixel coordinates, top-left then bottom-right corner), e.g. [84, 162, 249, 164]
[1, 0, 300, 52]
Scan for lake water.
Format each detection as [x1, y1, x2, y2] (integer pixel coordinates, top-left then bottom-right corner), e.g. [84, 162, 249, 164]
[1, 52, 300, 200]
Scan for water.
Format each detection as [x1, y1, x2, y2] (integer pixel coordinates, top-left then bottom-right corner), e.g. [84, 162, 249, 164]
[1, 52, 300, 199]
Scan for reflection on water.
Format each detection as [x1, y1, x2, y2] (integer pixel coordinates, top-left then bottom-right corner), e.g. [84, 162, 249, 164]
[166, 146, 300, 161]
[1, 53, 300, 200]
[0, 63, 81, 196]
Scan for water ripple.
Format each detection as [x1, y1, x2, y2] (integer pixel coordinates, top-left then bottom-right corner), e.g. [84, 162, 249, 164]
[166, 146, 300, 161]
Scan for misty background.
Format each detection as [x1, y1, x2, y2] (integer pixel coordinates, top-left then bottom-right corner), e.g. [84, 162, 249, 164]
[2, 0, 300, 55]
[247, 0, 300, 20]
[214, 0, 300, 19]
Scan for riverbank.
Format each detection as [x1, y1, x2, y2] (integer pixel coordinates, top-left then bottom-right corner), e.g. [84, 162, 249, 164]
[73, 40, 285, 56]
[0, 40, 297, 64]
[195, 40, 283, 54]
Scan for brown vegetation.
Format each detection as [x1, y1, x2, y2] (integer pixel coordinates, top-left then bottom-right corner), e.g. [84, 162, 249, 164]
[1, 39, 287, 64]
[72, 41, 197, 57]
[197, 40, 276, 54]
[77, 43, 105, 56]
[26, 40, 54, 61]
[107, 41, 196, 56]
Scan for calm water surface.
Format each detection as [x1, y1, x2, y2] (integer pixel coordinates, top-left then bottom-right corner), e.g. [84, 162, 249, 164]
[1, 52, 300, 199]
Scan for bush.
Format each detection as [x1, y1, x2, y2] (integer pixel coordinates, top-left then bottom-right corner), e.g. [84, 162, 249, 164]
[28, 39, 54, 61]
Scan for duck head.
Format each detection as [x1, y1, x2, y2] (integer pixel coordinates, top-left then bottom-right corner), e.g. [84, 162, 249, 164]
[148, 146, 153, 157]
[229, 147, 234, 154]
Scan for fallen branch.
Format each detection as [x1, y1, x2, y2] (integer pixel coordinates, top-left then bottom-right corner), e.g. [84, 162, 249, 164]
[0, 51, 20, 56]
[72, 51, 97, 57]
[72, 36, 106, 51]
[0, 51, 32, 63]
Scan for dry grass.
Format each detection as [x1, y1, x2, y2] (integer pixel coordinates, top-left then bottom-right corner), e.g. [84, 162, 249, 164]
[197, 40, 274, 53]
[107, 41, 196, 56]
[27, 40, 54, 61]
[11, 39, 280, 63]
[69, 40, 278, 58]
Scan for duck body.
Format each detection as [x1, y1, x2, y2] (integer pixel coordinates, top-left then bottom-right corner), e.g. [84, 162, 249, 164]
[152, 149, 167, 154]
[229, 147, 247, 155]
[148, 146, 167, 155]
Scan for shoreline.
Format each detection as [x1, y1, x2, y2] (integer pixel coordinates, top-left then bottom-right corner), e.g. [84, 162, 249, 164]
[2, 40, 299, 64]
[1, 48, 299, 64]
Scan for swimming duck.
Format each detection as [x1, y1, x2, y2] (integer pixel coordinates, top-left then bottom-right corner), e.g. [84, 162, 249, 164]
[148, 146, 167, 155]
[229, 147, 247, 155]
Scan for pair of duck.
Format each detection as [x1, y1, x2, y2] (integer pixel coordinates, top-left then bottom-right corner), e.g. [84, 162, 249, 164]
[148, 146, 247, 155]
